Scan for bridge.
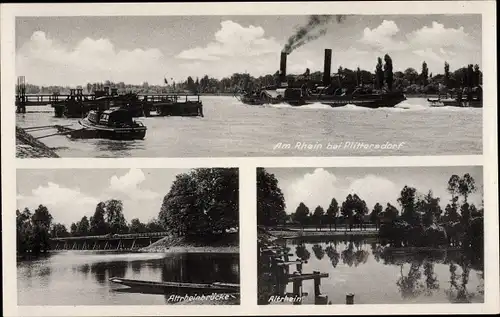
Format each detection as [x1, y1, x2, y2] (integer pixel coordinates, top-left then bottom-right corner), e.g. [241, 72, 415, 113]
[50, 232, 170, 251]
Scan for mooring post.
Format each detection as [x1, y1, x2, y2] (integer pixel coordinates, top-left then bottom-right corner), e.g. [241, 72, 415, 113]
[346, 293, 354, 305]
[313, 271, 321, 297]
[292, 272, 302, 305]
[296, 262, 302, 274]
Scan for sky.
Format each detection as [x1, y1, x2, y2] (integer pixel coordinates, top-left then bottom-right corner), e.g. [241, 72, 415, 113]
[263, 166, 483, 214]
[16, 168, 191, 227]
[15, 15, 481, 86]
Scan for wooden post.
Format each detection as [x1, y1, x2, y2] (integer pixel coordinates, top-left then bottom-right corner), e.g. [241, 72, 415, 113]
[313, 271, 321, 297]
[292, 273, 302, 306]
[93, 241, 97, 250]
[104, 241, 108, 250]
[117, 240, 122, 250]
[346, 293, 354, 305]
[72, 242, 76, 250]
[131, 239, 136, 250]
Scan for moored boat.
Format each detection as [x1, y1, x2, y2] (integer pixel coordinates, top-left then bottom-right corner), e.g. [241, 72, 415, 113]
[428, 85, 482, 108]
[109, 277, 240, 295]
[76, 108, 147, 140]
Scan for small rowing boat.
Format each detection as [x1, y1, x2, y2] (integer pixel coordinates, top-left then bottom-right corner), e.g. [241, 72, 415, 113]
[109, 277, 240, 295]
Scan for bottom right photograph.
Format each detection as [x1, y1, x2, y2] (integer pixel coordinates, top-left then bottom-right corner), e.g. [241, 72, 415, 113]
[257, 166, 484, 305]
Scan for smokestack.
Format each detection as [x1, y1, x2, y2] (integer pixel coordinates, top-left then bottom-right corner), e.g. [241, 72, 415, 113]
[280, 52, 287, 83]
[323, 48, 332, 86]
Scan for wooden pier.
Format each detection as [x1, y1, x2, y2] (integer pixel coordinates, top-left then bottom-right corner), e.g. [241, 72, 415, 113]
[258, 241, 329, 305]
[16, 78, 203, 118]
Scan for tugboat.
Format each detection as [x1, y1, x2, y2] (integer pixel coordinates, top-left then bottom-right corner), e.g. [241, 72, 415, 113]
[237, 49, 406, 108]
[428, 85, 482, 108]
[74, 108, 147, 140]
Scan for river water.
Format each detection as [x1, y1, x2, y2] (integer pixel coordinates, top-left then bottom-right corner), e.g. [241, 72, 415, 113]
[16, 97, 482, 157]
[17, 251, 240, 305]
[260, 237, 484, 305]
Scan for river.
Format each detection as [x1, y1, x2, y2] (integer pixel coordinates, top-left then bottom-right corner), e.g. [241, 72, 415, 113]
[17, 251, 240, 305]
[259, 237, 484, 305]
[16, 97, 482, 157]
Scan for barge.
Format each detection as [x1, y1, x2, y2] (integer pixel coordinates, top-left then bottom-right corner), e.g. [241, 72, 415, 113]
[238, 49, 406, 108]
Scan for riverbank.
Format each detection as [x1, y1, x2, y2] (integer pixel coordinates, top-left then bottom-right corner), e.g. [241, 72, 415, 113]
[16, 126, 59, 158]
[140, 233, 239, 253]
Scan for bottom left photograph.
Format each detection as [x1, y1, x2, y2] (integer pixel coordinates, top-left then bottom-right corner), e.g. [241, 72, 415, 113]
[15, 168, 240, 305]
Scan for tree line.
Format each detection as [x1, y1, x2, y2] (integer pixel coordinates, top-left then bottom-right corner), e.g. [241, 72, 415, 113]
[19, 57, 481, 96]
[17, 168, 239, 255]
[257, 168, 483, 247]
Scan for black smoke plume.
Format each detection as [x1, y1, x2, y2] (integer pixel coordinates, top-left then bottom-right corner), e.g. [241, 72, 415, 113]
[282, 15, 346, 54]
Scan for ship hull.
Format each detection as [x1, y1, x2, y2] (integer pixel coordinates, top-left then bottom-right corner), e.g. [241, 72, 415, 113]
[75, 119, 147, 140]
[239, 91, 406, 109]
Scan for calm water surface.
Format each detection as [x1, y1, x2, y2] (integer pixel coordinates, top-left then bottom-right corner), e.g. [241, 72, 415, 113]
[261, 237, 484, 305]
[17, 251, 240, 305]
[16, 96, 482, 157]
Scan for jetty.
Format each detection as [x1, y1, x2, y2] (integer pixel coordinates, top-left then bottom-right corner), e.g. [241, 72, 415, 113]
[109, 277, 239, 295]
[16, 77, 204, 118]
[259, 239, 329, 305]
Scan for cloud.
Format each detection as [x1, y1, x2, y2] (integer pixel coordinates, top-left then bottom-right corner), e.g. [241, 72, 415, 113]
[176, 20, 281, 61]
[16, 31, 165, 85]
[16, 169, 162, 227]
[407, 21, 475, 50]
[17, 182, 99, 226]
[359, 20, 407, 51]
[346, 174, 399, 208]
[284, 169, 400, 214]
[286, 168, 340, 213]
[107, 168, 160, 200]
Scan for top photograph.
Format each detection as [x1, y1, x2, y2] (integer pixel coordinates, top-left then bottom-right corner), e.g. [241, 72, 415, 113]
[14, 14, 483, 158]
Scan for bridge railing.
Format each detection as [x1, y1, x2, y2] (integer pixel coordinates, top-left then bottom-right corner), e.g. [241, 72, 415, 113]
[51, 231, 170, 241]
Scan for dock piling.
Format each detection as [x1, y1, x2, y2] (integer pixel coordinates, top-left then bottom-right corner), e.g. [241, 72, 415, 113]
[346, 293, 354, 305]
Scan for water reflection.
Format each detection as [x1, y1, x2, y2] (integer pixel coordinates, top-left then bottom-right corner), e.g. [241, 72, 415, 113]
[17, 252, 240, 305]
[259, 237, 484, 304]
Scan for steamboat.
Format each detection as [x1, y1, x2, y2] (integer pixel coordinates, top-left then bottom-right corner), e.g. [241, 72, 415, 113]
[238, 49, 406, 108]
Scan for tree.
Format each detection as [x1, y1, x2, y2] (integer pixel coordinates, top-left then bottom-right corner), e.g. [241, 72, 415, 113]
[326, 198, 339, 231]
[312, 206, 325, 231]
[341, 194, 368, 231]
[90, 202, 107, 235]
[370, 203, 383, 229]
[421, 61, 429, 86]
[105, 199, 128, 234]
[404, 68, 419, 85]
[129, 218, 147, 233]
[416, 190, 442, 226]
[31, 205, 53, 253]
[458, 173, 476, 204]
[51, 223, 69, 238]
[257, 168, 287, 226]
[70, 223, 78, 236]
[384, 54, 393, 91]
[76, 216, 90, 236]
[159, 168, 239, 236]
[293, 202, 310, 229]
[375, 57, 384, 89]
[473, 64, 481, 86]
[397, 186, 419, 225]
[444, 62, 451, 88]
[383, 203, 399, 222]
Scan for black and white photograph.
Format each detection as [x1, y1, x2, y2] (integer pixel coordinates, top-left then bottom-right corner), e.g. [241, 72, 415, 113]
[15, 14, 483, 158]
[16, 168, 240, 305]
[257, 166, 484, 305]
